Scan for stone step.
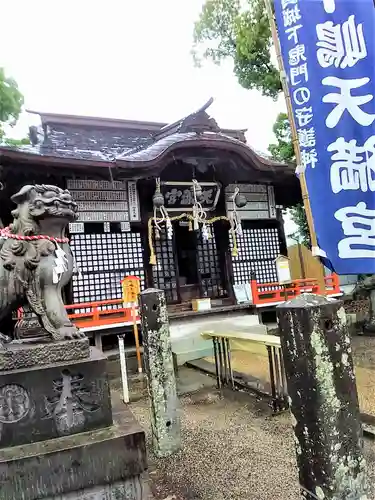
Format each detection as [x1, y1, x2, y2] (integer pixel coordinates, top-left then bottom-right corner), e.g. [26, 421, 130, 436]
[172, 342, 214, 366]
[170, 316, 267, 366]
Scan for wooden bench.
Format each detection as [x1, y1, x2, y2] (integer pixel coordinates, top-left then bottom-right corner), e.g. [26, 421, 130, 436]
[201, 330, 288, 414]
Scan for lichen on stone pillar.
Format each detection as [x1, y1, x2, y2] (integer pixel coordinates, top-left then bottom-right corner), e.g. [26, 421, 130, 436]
[140, 288, 181, 457]
[277, 294, 368, 499]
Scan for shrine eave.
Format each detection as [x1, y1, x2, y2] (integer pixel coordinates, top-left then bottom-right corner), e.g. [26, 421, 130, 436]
[0, 146, 115, 170]
[116, 131, 289, 171]
[0, 131, 295, 180]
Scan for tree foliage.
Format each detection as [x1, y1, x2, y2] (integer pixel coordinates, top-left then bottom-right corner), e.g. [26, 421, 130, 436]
[0, 68, 28, 145]
[267, 114, 310, 245]
[193, 0, 281, 99]
[288, 204, 310, 247]
[193, 0, 310, 244]
[2, 137, 29, 147]
[268, 112, 294, 162]
[0, 68, 24, 138]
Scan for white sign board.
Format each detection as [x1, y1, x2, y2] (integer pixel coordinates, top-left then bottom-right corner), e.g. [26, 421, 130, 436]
[127, 181, 141, 221]
[225, 184, 277, 220]
[233, 283, 253, 304]
[69, 222, 85, 234]
[275, 256, 292, 285]
[67, 179, 140, 223]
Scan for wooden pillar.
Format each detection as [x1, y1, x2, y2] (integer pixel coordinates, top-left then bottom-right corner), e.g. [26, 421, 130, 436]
[297, 244, 306, 279]
[276, 207, 288, 256]
[215, 220, 234, 301]
[277, 294, 368, 499]
[139, 288, 181, 457]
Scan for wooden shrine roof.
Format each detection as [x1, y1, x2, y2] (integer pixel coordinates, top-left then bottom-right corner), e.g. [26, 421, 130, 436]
[0, 99, 299, 200]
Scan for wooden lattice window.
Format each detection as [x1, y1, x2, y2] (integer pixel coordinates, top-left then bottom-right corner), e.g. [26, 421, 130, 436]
[230, 224, 281, 289]
[152, 228, 179, 303]
[70, 231, 145, 312]
[196, 230, 226, 298]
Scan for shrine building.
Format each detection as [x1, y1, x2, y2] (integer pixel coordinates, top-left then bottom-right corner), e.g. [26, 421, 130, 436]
[0, 99, 302, 321]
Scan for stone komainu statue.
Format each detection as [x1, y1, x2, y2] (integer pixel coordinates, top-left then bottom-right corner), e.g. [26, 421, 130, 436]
[0, 184, 85, 345]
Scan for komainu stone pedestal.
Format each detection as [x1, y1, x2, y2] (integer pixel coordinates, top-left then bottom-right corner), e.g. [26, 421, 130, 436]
[0, 347, 112, 448]
[0, 184, 149, 498]
[0, 337, 90, 371]
[0, 345, 149, 500]
[0, 404, 148, 500]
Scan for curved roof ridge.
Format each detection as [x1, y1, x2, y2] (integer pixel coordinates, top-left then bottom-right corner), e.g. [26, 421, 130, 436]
[117, 130, 288, 170]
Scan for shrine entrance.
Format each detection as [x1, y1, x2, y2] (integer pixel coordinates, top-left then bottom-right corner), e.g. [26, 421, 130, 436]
[175, 222, 200, 302]
[175, 220, 226, 303]
[151, 218, 227, 305]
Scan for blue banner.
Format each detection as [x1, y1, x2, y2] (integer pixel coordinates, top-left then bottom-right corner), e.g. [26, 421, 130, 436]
[274, 0, 375, 274]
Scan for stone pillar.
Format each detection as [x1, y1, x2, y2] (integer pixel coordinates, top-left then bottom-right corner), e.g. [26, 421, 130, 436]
[277, 294, 368, 500]
[140, 288, 181, 457]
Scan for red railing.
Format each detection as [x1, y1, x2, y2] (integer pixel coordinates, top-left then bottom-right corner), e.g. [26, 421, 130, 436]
[65, 299, 140, 329]
[17, 299, 140, 330]
[17, 273, 341, 327]
[250, 273, 341, 307]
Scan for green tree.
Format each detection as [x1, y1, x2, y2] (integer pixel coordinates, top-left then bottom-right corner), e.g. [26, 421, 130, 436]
[2, 137, 29, 147]
[193, 0, 281, 99]
[268, 114, 310, 246]
[194, 0, 309, 245]
[0, 68, 24, 138]
[268, 112, 294, 162]
[288, 204, 310, 247]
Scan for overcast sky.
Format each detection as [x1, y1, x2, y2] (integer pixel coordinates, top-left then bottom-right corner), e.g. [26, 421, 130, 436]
[1, 0, 297, 237]
[1, 0, 287, 152]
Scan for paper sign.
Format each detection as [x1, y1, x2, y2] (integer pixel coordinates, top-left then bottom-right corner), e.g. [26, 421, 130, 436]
[233, 283, 253, 304]
[122, 276, 141, 303]
[275, 256, 292, 285]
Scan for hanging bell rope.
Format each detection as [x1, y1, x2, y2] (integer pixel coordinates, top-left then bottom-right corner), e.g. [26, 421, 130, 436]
[148, 179, 239, 264]
[152, 177, 173, 239]
[148, 217, 157, 265]
[230, 186, 245, 238]
[148, 213, 238, 265]
[192, 179, 206, 226]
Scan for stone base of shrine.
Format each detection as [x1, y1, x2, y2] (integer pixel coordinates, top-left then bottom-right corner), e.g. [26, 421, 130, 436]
[0, 347, 112, 449]
[0, 405, 149, 500]
[43, 475, 150, 499]
[0, 337, 90, 371]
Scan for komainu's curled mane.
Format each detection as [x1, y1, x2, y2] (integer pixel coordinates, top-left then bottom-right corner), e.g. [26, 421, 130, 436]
[0, 184, 85, 345]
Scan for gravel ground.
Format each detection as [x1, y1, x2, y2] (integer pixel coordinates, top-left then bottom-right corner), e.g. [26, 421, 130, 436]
[129, 383, 375, 500]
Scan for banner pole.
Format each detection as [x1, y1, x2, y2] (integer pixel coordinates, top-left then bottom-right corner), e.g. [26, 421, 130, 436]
[263, 0, 318, 252]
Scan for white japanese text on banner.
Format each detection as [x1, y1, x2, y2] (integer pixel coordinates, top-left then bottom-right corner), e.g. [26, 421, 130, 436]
[274, 0, 375, 274]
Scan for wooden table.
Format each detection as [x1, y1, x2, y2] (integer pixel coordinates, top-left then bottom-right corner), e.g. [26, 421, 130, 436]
[201, 330, 289, 414]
